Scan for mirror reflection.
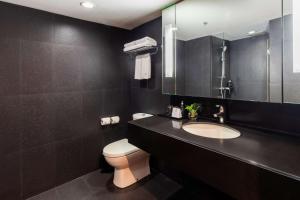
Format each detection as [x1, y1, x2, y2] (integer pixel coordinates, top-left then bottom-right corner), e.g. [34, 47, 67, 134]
[162, 0, 282, 102]
[283, 0, 300, 103]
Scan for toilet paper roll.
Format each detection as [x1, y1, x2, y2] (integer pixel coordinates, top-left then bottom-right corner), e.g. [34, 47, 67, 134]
[101, 117, 111, 126]
[110, 116, 120, 124]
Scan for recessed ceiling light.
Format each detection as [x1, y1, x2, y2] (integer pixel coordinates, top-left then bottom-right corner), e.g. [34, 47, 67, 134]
[80, 1, 94, 8]
[248, 30, 256, 35]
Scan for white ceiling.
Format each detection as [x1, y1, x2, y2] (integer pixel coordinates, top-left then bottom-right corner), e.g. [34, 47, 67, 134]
[163, 0, 285, 41]
[1, 0, 180, 29]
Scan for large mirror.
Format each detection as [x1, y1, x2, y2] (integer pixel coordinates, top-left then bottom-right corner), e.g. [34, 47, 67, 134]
[162, 0, 283, 103]
[283, 0, 300, 103]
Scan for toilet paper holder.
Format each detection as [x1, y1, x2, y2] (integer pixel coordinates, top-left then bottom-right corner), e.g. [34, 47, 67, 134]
[100, 116, 120, 126]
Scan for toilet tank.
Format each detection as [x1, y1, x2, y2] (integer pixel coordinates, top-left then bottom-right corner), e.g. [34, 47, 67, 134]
[132, 113, 153, 120]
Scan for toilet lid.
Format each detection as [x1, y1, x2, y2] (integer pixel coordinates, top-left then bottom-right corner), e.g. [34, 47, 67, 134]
[103, 139, 140, 158]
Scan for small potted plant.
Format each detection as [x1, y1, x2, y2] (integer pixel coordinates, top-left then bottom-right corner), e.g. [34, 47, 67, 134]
[185, 103, 200, 120]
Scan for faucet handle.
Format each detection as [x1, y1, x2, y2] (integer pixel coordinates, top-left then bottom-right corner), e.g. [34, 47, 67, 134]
[213, 105, 225, 118]
[216, 105, 224, 109]
[213, 105, 225, 123]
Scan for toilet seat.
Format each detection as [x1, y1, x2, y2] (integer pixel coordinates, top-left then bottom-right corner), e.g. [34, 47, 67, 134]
[103, 139, 140, 158]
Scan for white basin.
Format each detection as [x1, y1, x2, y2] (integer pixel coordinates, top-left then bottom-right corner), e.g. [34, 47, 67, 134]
[182, 122, 240, 139]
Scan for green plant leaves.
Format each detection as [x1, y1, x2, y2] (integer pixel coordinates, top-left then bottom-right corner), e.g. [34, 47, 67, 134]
[185, 103, 200, 112]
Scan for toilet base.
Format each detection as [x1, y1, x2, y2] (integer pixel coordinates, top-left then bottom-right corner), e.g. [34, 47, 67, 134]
[110, 151, 150, 188]
[113, 166, 150, 188]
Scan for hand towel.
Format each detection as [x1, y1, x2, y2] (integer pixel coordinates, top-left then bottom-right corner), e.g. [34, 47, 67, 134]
[135, 55, 143, 80]
[134, 53, 151, 80]
[141, 53, 151, 79]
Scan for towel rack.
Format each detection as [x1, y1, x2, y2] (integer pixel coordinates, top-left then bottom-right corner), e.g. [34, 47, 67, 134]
[125, 45, 159, 57]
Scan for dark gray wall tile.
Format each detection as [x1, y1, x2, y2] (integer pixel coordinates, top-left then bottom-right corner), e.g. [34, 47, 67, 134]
[51, 93, 83, 141]
[53, 15, 112, 47]
[53, 15, 89, 46]
[81, 133, 103, 174]
[0, 152, 21, 200]
[0, 2, 23, 39]
[130, 88, 169, 115]
[55, 138, 83, 185]
[101, 124, 127, 148]
[22, 144, 56, 199]
[0, 96, 21, 155]
[19, 8, 54, 43]
[21, 94, 55, 149]
[81, 91, 103, 134]
[0, 39, 21, 96]
[99, 54, 125, 90]
[102, 89, 129, 121]
[20, 41, 54, 94]
[52, 45, 83, 92]
[80, 47, 104, 90]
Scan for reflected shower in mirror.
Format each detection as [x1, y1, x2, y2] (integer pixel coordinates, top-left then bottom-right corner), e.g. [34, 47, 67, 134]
[162, 0, 283, 103]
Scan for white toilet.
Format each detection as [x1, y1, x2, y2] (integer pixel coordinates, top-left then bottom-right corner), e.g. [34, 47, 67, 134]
[102, 113, 153, 188]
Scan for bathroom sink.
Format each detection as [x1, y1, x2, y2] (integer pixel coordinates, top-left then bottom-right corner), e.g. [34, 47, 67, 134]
[182, 122, 240, 139]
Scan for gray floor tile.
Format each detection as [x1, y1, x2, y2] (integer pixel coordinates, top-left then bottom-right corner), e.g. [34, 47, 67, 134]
[55, 177, 92, 200]
[27, 170, 182, 200]
[26, 188, 59, 200]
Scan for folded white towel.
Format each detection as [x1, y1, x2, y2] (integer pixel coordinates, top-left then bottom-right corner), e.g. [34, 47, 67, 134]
[124, 41, 155, 52]
[125, 37, 157, 48]
[125, 37, 155, 47]
[134, 53, 151, 80]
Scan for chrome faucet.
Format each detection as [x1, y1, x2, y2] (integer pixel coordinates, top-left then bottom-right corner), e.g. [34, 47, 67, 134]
[213, 105, 225, 123]
[218, 80, 233, 99]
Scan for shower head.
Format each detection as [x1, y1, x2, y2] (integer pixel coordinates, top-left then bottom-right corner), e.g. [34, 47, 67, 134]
[222, 46, 227, 53]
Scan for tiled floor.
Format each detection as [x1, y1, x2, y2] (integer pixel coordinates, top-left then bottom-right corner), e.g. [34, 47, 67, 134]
[27, 170, 233, 200]
[26, 170, 182, 200]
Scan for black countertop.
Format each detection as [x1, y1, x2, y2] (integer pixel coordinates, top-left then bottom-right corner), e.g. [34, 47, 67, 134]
[129, 116, 300, 182]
